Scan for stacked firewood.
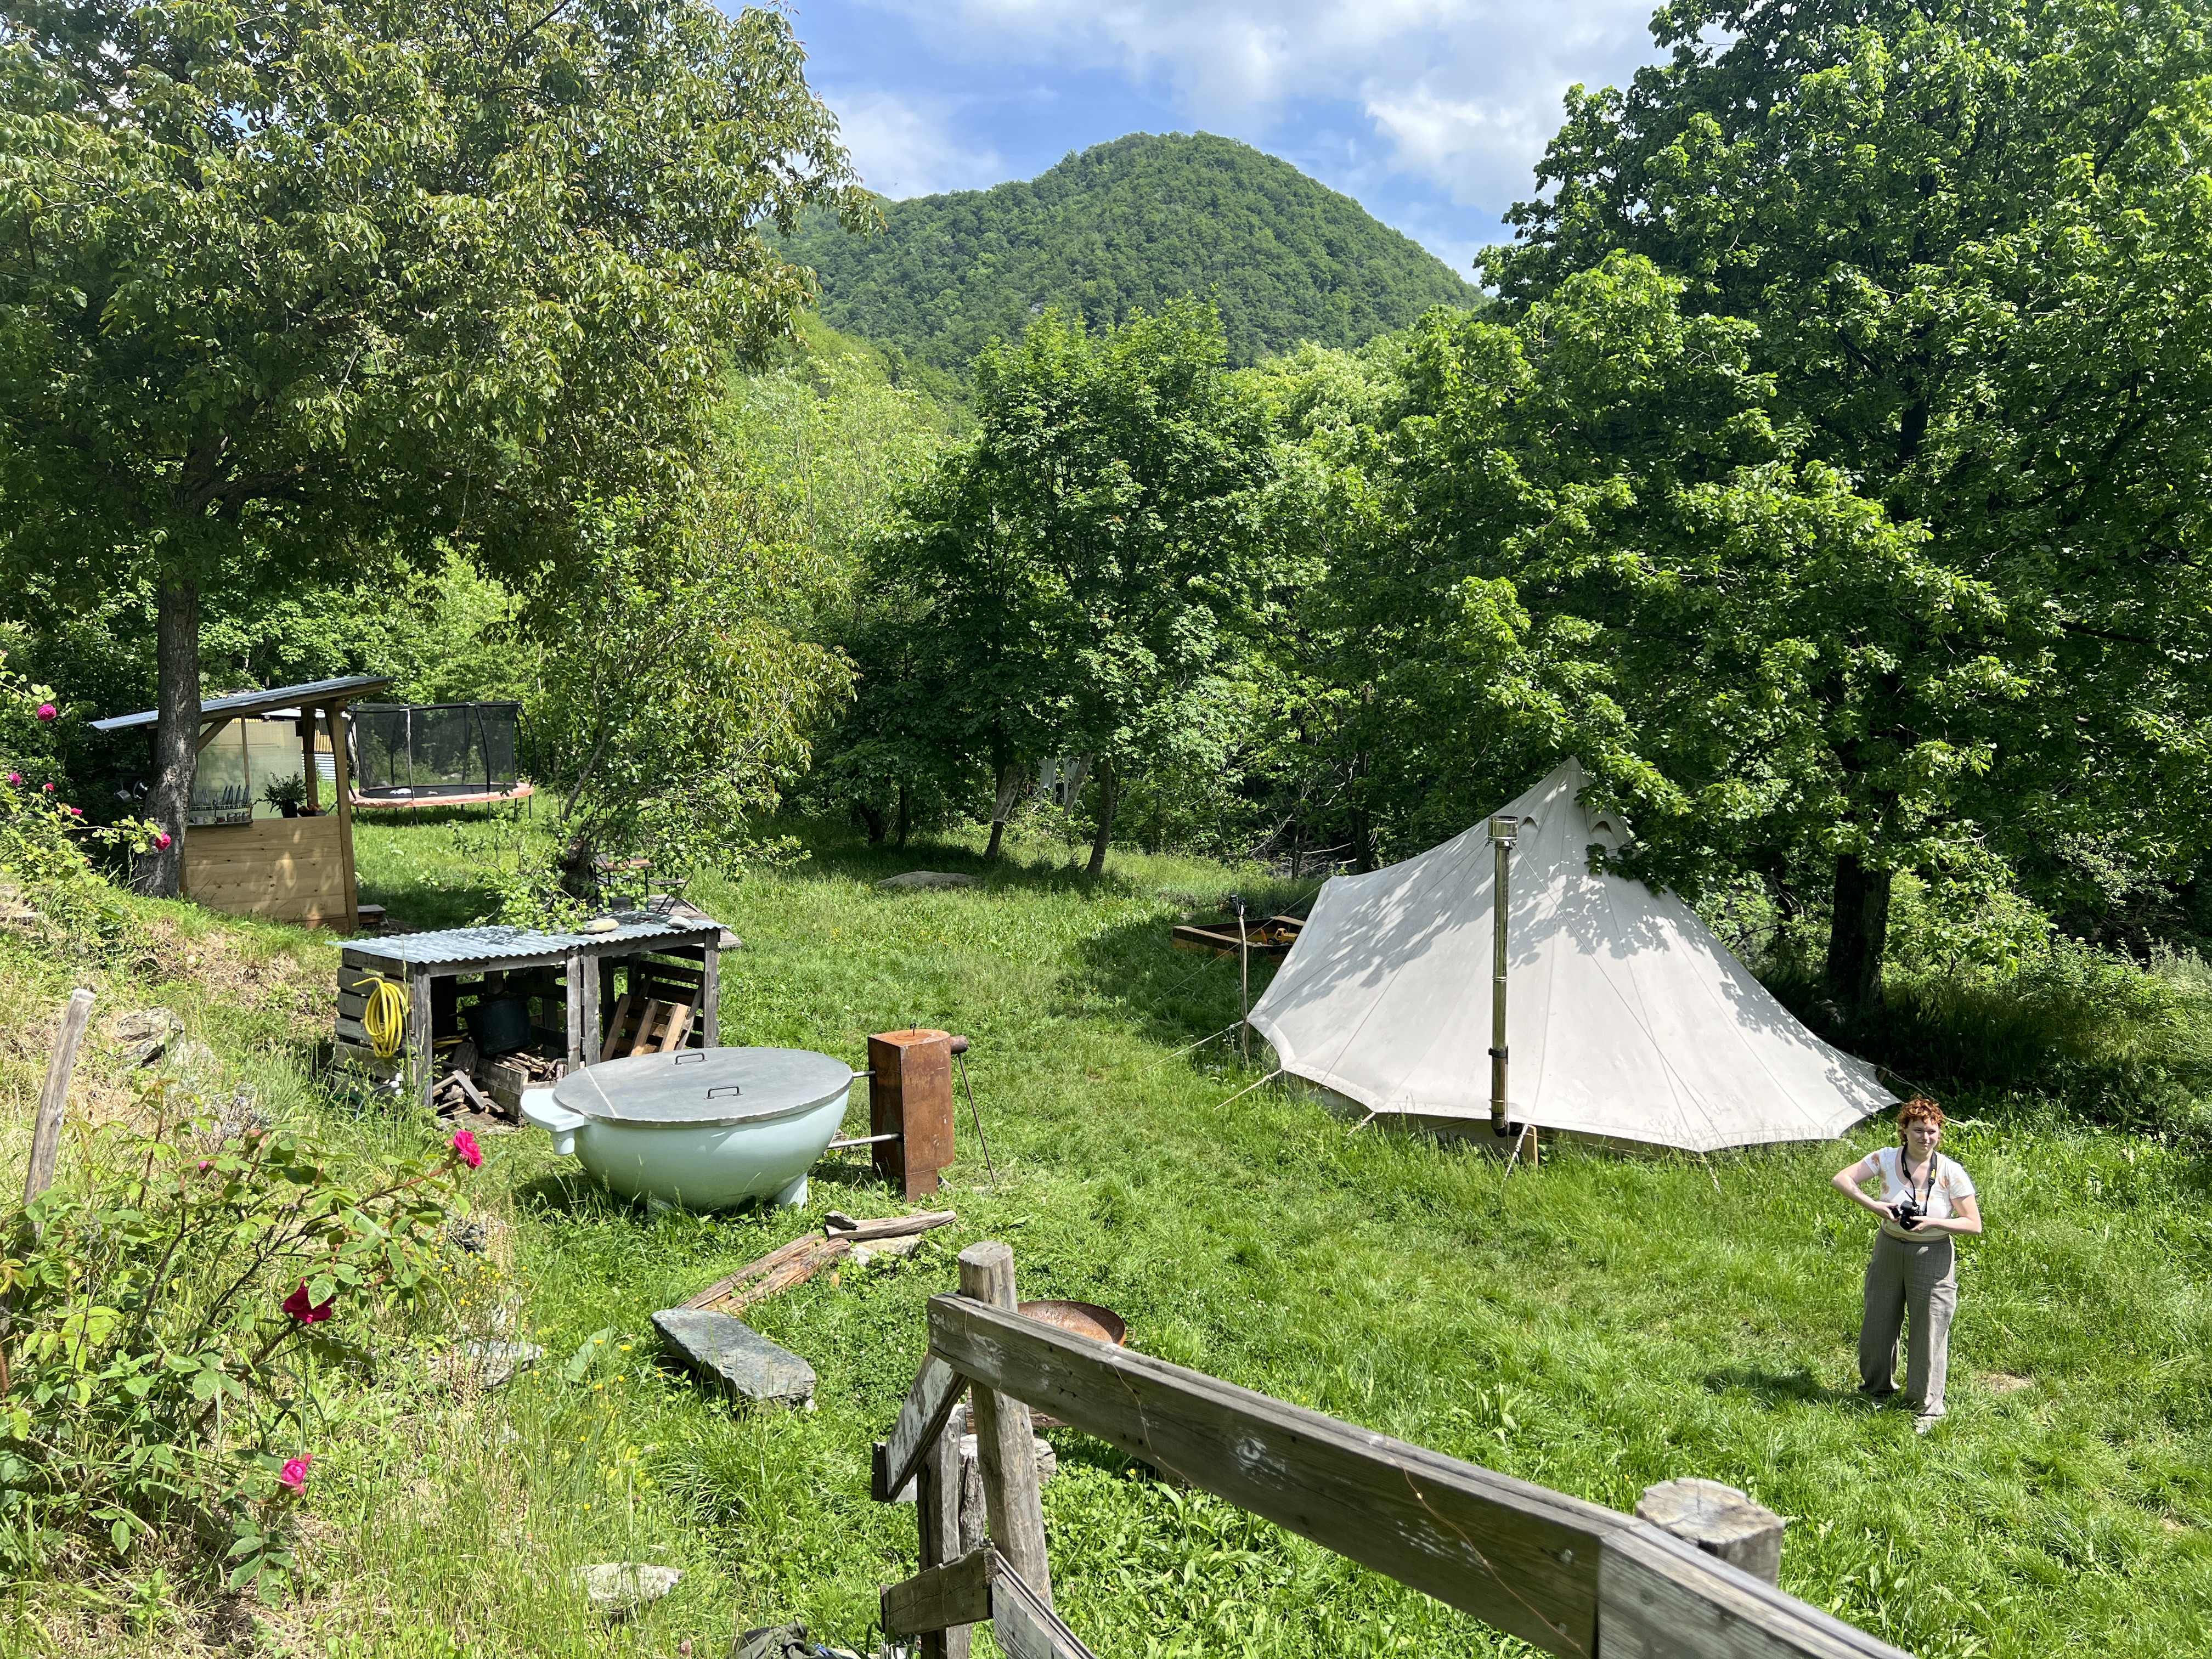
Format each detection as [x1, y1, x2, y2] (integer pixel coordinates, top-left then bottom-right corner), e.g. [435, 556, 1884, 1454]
[432, 1068, 515, 1125]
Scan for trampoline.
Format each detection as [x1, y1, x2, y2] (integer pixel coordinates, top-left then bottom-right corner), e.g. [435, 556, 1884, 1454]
[349, 702, 533, 809]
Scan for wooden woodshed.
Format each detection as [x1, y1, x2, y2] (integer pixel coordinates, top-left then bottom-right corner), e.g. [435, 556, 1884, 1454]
[91, 674, 391, 929]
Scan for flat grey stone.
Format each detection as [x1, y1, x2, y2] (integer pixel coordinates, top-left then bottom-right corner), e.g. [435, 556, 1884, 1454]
[110, 1008, 183, 1066]
[876, 870, 981, 890]
[464, 1341, 543, 1389]
[581, 1561, 680, 1613]
[651, 1309, 815, 1408]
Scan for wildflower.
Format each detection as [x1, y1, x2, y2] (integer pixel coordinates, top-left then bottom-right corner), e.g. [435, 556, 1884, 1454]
[279, 1455, 313, 1493]
[281, 1280, 336, 1325]
[35, 703, 55, 721]
[41, 782, 53, 792]
[4, 772, 18, 785]
[65, 805, 80, 817]
[450, 1129, 483, 1169]
[154, 831, 172, 850]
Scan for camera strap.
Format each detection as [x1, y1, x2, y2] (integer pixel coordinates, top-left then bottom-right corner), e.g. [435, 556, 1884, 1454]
[1894, 1148, 1937, 1209]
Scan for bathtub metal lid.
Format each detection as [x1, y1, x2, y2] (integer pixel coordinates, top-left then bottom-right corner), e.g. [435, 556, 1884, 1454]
[554, 1047, 854, 1127]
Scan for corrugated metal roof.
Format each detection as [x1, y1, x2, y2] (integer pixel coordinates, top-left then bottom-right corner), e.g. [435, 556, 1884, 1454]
[345, 914, 721, 967]
[91, 675, 394, 732]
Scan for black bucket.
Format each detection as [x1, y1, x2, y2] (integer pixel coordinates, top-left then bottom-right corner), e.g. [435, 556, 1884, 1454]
[467, 996, 533, 1057]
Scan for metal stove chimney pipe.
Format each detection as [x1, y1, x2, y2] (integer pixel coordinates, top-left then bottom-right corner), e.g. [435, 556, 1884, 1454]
[1487, 814, 1517, 1135]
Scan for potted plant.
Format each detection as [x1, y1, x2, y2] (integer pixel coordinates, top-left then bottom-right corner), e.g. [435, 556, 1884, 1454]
[261, 775, 308, 817]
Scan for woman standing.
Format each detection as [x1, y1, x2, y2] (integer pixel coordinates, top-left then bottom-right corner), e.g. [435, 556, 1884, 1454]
[1832, 1098, 1983, 1432]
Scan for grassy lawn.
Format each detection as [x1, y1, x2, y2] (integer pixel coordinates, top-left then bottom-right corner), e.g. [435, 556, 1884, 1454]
[2, 814, 2207, 1657]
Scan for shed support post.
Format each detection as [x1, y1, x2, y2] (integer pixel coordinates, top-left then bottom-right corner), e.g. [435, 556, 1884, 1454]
[329, 703, 359, 929]
[699, 941, 721, 1048]
[565, 949, 588, 1068]
[957, 1242, 1052, 1610]
[409, 969, 434, 1112]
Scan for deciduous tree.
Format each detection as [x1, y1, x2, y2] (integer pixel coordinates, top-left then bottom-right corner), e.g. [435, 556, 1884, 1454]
[0, 0, 868, 893]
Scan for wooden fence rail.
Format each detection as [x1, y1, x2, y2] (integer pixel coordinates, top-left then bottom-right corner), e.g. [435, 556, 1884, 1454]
[877, 1242, 1910, 1659]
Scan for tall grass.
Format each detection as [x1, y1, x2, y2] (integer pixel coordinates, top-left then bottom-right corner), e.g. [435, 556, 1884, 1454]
[2, 820, 2208, 1656]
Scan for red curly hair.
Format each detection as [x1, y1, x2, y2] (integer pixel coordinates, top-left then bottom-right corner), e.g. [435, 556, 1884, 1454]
[1896, 1097, 1945, 1139]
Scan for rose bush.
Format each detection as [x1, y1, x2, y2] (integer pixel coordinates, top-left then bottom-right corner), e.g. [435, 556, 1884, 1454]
[0, 1076, 478, 1597]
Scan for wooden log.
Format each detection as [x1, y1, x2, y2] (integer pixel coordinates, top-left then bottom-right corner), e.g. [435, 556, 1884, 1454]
[989, 1561, 1094, 1659]
[24, 989, 94, 1210]
[874, 1352, 967, 1503]
[882, 1545, 1000, 1639]
[680, 1234, 853, 1313]
[1596, 1520, 1910, 1659]
[957, 1243, 1052, 1611]
[928, 1289, 1621, 1657]
[828, 1209, 958, 1243]
[1635, 1479, 1784, 1586]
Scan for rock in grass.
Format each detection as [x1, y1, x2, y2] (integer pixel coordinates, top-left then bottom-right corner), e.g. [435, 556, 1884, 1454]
[463, 1340, 543, 1389]
[581, 1561, 680, 1613]
[651, 1310, 815, 1408]
[110, 1008, 183, 1066]
[876, 870, 981, 890]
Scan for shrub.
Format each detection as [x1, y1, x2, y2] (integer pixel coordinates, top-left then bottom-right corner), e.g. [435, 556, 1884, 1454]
[0, 1079, 481, 1597]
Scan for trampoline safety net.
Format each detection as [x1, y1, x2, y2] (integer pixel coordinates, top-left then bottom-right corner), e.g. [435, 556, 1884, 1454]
[351, 703, 529, 806]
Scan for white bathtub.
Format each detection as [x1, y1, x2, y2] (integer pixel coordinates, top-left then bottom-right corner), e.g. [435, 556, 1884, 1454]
[522, 1047, 854, 1211]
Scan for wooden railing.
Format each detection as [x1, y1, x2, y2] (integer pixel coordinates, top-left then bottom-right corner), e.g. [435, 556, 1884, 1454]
[873, 1243, 1910, 1659]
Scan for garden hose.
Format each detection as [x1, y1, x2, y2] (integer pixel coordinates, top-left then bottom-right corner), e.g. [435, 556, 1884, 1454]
[360, 977, 409, 1059]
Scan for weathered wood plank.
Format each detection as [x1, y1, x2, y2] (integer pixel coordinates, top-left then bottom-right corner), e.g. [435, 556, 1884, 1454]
[957, 1245, 1052, 1611]
[882, 1545, 1000, 1637]
[928, 1292, 1622, 1657]
[1596, 1521, 1910, 1659]
[25, 989, 94, 1210]
[989, 1563, 1096, 1659]
[875, 1352, 967, 1503]
[922, 1398, 972, 1658]
[832, 1210, 958, 1244]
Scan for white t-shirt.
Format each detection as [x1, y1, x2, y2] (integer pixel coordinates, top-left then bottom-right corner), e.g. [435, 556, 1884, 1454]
[1847, 1147, 1977, 1240]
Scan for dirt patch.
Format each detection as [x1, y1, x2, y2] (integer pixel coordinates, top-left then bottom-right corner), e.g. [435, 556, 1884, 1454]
[1980, 1372, 2035, 1395]
[132, 919, 328, 1025]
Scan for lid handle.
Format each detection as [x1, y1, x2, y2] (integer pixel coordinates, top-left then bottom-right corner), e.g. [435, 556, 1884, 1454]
[673, 1051, 704, 1065]
[706, 1085, 742, 1100]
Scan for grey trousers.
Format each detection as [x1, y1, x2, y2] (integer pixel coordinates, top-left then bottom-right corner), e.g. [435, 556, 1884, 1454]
[1858, 1230, 1957, 1417]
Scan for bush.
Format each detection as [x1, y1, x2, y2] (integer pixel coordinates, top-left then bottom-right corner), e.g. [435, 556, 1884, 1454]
[0, 1079, 481, 1596]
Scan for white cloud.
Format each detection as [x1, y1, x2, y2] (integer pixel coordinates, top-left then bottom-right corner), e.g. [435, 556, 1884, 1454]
[884, 0, 1660, 209]
[826, 88, 1006, 198]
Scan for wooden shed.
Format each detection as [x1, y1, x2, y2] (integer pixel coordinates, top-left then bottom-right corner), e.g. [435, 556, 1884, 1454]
[91, 674, 391, 929]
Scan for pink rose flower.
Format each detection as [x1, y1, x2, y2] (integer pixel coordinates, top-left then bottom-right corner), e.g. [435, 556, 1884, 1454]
[154, 831, 173, 849]
[281, 1280, 335, 1324]
[4, 772, 19, 785]
[35, 703, 56, 721]
[41, 782, 53, 792]
[451, 1129, 483, 1170]
[65, 805, 80, 816]
[279, 1455, 312, 1493]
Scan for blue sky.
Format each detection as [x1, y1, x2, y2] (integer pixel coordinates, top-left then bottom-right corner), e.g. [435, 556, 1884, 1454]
[774, 1, 1675, 279]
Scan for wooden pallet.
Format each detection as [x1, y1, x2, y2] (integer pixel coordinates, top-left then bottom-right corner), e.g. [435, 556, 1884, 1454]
[599, 989, 699, 1060]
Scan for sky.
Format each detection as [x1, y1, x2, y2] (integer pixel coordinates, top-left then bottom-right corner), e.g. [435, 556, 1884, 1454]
[775, 1, 1675, 280]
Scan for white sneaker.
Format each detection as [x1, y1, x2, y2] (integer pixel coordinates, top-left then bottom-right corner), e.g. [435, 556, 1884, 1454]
[1914, 1413, 1940, 1436]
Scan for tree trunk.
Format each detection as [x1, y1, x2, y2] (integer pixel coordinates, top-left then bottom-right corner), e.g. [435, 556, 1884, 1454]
[984, 763, 1023, 862]
[1085, 755, 1117, 879]
[896, 783, 911, 848]
[1826, 853, 1892, 1017]
[133, 578, 200, 898]
[856, 801, 887, 843]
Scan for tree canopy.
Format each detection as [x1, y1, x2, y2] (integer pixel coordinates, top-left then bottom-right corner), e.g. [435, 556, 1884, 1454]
[782, 132, 1482, 377]
[0, 0, 868, 890]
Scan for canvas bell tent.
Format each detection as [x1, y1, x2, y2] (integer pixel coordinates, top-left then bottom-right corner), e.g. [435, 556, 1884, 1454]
[1245, 760, 1893, 1152]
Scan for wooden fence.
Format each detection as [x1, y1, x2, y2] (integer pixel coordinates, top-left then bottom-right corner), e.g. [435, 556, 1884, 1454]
[872, 1242, 1911, 1659]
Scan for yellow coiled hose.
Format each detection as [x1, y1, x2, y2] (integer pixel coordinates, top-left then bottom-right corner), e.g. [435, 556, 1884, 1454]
[360, 977, 409, 1059]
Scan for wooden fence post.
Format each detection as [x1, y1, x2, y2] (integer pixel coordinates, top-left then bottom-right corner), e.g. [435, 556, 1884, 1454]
[24, 989, 94, 1214]
[957, 1242, 1053, 1610]
[918, 1402, 972, 1659]
[1635, 1479, 1784, 1585]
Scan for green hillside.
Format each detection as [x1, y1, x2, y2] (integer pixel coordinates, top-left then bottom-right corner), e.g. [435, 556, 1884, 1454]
[785, 131, 1482, 372]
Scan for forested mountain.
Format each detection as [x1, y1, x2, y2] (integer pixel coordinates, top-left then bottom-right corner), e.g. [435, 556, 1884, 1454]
[783, 132, 1481, 371]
